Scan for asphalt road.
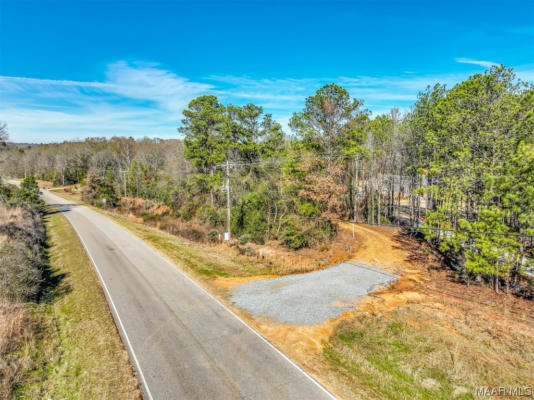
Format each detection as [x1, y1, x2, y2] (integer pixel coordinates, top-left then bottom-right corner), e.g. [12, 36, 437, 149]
[30, 186, 335, 400]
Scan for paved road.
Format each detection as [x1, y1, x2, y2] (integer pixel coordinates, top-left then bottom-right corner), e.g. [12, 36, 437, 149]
[30, 186, 335, 400]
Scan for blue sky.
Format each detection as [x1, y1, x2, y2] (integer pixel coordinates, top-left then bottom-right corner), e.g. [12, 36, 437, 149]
[0, 0, 533, 142]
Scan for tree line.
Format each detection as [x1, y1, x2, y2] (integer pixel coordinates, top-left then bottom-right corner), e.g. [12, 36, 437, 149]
[1, 65, 532, 295]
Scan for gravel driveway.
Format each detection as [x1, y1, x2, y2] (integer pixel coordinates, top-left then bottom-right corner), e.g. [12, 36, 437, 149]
[231, 261, 398, 325]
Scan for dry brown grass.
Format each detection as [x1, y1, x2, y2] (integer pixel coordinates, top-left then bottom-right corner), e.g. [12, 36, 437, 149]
[0, 199, 44, 399]
[324, 299, 534, 399]
[0, 205, 25, 225]
[35, 180, 53, 189]
[0, 300, 35, 400]
[120, 196, 171, 215]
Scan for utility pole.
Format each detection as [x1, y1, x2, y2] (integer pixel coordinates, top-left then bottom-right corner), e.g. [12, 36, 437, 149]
[225, 160, 231, 241]
[123, 170, 127, 197]
[136, 172, 139, 198]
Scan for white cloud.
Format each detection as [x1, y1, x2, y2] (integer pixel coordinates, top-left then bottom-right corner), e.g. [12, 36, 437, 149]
[104, 61, 212, 111]
[1, 106, 177, 142]
[455, 57, 498, 68]
[0, 75, 105, 87]
[1, 60, 533, 142]
[0, 61, 211, 142]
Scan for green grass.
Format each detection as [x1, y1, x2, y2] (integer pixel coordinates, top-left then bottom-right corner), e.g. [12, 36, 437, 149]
[324, 305, 534, 400]
[104, 214, 269, 279]
[325, 316, 474, 400]
[16, 210, 140, 400]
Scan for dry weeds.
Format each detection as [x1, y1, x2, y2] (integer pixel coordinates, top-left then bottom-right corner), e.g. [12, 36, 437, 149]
[0, 202, 44, 398]
[0, 301, 35, 400]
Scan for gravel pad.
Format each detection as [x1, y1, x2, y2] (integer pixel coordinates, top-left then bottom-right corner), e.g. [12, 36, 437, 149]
[231, 261, 398, 325]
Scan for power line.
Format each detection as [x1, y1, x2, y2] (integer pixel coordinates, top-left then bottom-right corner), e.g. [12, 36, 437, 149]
[211, 156, 530, 179]
[262, 212, 534, 239]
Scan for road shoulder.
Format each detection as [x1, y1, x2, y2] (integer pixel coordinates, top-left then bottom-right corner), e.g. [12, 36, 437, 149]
[17, 209, 140, 399]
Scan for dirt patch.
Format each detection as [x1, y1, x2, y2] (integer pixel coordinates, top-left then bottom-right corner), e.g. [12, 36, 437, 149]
[35, 179, 53, 189]
[213, 275, 278, 291]
[339, 223, 411, 270]
[127, 213, 143, 224]
[337, 223, 430, 314]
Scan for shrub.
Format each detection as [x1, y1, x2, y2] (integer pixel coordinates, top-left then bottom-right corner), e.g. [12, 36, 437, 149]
[236, 244, 256, 256]
[231, 192, 268, 244]
[0, 183, 46, 398]
[297, 202, 320, 217]
[239, 234, 252, 245]
[0, 301, 35, 400]
[207, 230, 220, 243]
[243, 244, 256, 256]
[0, 204, 46, 302]
[281, 216, 336, 250]
[140, 212, 157, 221]
[82, 171, 118, 208]
[17, 175, 40, 206]
[0, 242, 43, 302]
[180, 227, 204, 242]
[0, 183, 14, 204]
[181, 209, 193, 221]
[281, 216, 309, 249]
[196, 205, 223, 227]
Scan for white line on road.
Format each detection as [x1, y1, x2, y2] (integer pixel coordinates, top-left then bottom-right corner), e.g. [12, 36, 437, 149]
[147, 239, 338, 400]
[66, 214, 155, 400]
[51, 191, 336, 400]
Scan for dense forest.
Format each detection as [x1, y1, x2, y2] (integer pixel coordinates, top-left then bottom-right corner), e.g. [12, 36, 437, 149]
[1, 65, 532, 295]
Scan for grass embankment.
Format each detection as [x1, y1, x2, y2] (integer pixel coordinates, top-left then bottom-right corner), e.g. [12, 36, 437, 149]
[322, 230, 534, 400]
[104, 214, 271, 278]
[17, 210, 140, 399]
[325, 309, 532, 399]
